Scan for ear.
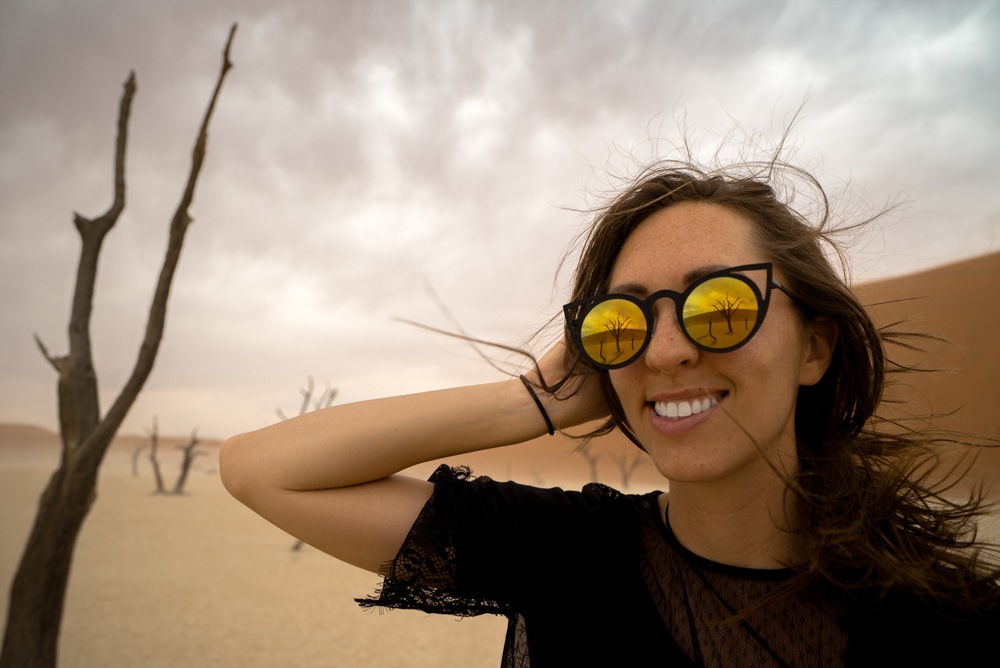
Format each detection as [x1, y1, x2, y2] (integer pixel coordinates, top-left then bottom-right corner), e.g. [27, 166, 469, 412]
[798, 317, 838, 387]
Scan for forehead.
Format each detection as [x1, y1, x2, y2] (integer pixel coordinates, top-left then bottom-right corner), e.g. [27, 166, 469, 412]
[609, 202, 760, 287]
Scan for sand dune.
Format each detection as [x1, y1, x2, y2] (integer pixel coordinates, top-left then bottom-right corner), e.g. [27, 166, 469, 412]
[1, 251, 998, 666]
[854, 251, 1000, 493]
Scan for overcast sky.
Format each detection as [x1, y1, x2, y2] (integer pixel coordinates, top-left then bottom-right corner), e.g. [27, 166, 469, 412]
[2, 0, 998, 440]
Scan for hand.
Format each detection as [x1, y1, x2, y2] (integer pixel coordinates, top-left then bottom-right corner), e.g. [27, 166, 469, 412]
[527, 339, 610, 430]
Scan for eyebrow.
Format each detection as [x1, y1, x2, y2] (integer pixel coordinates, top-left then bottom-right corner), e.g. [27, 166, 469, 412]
[609, 263, 730, 295]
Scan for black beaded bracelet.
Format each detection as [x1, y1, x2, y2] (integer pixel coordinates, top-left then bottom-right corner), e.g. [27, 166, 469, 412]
[519, 374, 555, 436]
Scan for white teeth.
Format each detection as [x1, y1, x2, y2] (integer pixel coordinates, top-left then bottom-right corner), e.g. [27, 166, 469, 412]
[653, 396, 719, 420]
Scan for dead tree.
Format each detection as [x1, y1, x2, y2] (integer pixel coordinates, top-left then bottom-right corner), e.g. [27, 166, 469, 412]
[578, 444, 602, 483]
[146, 417, 168, 494]
[713, 293, 744, 334]
[130, 442, 146, 477]
[142, 418, 205, 494]
[596, 313, 635, 364]
[610, 451, 643, 490]
[172, 428, 205, 495]
[276, 376, 337, 421]
[0, 25, 236, 668]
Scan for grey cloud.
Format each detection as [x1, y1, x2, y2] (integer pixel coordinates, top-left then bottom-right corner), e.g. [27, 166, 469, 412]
[2, 0, 997, 438]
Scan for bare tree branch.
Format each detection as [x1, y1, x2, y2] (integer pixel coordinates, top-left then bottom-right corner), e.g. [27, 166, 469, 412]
[32, 334, 64, 372]
[277, 376, 338, 420]
[98, 23, 237, 452]
[319, 385, 338, 410]
[298, 376, 316, 416]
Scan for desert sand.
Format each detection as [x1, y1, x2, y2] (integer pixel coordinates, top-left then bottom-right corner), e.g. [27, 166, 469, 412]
[0, 423, 662, 668]
[2, 251, 999, 667]
[0, 428, 506, 668]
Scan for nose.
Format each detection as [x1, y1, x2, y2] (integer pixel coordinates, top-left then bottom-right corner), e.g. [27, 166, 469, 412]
[642, 302, 699, 370]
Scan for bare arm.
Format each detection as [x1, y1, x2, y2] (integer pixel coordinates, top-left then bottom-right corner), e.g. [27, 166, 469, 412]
[220, 343, 607, 573]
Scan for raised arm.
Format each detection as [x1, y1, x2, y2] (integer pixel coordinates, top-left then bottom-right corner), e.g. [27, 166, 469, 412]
[219, 342, 606, 573]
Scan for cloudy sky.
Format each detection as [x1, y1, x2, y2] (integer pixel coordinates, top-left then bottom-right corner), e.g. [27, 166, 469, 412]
[2, 0, 998, 440]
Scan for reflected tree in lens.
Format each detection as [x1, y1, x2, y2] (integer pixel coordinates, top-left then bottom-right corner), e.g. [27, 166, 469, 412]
[713, 293, 745, 334]
[581, 299, 645, 365]
[602, 313, 634, 361]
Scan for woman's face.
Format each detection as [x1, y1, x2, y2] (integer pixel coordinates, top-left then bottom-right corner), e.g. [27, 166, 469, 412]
[607, 201, 832, 486]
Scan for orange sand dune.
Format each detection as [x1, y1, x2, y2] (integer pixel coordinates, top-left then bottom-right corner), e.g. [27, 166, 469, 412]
[854, 251, 1000, 493]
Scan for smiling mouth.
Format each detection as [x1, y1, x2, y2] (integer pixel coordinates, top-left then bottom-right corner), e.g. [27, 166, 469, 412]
[652, 395, 721, 420]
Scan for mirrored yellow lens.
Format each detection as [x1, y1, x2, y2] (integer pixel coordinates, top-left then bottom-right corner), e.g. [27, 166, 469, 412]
[682, 276, 759, 350]
[579, 298, 647, 366]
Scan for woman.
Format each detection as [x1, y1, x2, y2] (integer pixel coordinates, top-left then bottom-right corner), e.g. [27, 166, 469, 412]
[220, 158, 1000, 666]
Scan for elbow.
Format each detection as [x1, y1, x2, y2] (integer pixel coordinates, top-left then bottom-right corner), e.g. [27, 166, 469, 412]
[218, 432, 254, 503]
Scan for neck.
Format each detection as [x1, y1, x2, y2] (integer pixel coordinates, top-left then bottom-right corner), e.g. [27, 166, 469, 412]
[661, 468, 800, 569]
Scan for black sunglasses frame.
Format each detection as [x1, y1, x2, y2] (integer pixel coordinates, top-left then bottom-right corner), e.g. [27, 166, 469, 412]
[564, 262, 793, 370]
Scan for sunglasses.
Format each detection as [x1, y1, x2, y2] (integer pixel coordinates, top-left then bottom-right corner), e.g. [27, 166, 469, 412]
[564, 263, 795, 370]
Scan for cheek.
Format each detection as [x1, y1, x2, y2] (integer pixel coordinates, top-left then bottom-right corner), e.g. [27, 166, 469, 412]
[608, 369, 628, 403]
[748, 320, 811, 397]
[608, 368, 642, 414]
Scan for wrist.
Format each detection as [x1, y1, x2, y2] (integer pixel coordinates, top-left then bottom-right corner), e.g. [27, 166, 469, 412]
[519, 375, 555, 435]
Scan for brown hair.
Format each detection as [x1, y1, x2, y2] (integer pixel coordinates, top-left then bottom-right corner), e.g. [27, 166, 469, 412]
[552, 158, 999, 612]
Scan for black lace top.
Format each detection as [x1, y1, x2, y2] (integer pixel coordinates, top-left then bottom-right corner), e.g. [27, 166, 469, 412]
[358, 466, 998, 666]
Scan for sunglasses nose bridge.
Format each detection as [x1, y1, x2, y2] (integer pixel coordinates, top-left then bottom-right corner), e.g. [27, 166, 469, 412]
[639, 292, 700, 368]
[643, 290, 691, 346]
[644, 290, 683, 335]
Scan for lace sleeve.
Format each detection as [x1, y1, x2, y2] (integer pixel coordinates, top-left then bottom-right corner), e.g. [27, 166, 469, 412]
[356, 465, 512, 617]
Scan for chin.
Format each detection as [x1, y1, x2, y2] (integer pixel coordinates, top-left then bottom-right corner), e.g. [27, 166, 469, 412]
[645, 449, 730, 484]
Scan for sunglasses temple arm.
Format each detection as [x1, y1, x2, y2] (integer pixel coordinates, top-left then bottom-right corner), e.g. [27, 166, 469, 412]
[771, 280, 813, 314]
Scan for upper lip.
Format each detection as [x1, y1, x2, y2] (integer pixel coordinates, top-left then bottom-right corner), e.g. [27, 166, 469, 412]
[647, 388, 727, 403]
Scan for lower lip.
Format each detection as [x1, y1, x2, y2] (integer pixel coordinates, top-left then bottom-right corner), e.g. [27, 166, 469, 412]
[646, 402, 718, 435]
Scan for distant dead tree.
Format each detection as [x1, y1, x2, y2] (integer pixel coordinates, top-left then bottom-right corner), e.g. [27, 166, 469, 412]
[142, 417, 205, 494]
[130, 441, 145, 477]
[278, 376, 337, 551]
[276, 375, 337, 421]
[0, 25, 237, 668]
[577, 442, 602, 483]
[610, 451, 643, 490]
[146, 417, 168, 494]
[172, 427, 205, 495]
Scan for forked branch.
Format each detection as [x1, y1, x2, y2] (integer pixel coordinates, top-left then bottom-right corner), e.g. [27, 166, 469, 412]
[100, 23, 238, 442]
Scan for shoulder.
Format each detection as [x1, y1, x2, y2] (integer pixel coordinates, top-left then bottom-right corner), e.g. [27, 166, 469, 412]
[430, 463, 656, 502]
[427, 465, 660, 536]
[420, 466, 661, 591]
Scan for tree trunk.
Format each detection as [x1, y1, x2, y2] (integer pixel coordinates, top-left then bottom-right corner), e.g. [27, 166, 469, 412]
[1, 448, 102, 666]
[0, 25, 236, 668]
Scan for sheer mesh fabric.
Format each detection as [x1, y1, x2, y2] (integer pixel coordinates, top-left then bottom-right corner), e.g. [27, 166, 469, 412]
[359, 466, 851, 667]
[638, 503, 849, 667]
